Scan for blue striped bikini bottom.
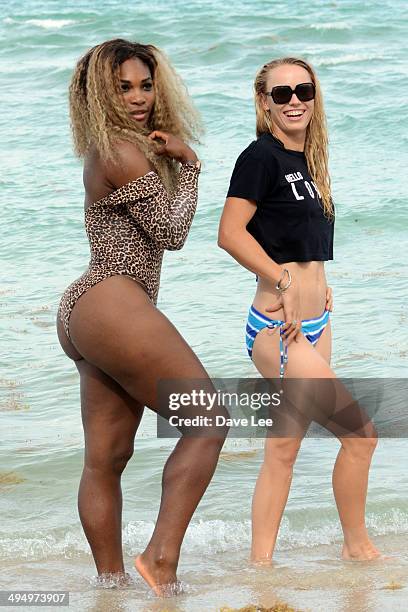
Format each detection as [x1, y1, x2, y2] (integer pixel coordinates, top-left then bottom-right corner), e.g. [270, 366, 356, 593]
[246, 305, 330, 378]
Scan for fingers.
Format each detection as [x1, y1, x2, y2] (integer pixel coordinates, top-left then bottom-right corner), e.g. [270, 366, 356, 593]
[326, 286, 333, 312]
[148, 130, 169, 144]
[282, 318, 301, 345]
[265, 299, 282, 313]
[148, 131, 167, 156]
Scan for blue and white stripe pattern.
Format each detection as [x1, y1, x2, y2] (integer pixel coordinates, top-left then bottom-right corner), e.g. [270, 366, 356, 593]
[246, 305, 330, 378]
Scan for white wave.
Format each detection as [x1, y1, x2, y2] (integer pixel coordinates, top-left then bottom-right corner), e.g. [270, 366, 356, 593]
[177, 519, 250, 553]
[368, 507, 408, 536]
[310, 22, 351, 30]
[0, 530, 90, 561]
[25, 19, 75, 29]
[3, 17, 15, 24]
[2, 510, 407, 561]
[313, 53, 385, 66]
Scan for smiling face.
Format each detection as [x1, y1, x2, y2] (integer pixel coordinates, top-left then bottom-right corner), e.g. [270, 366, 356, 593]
[119, 57, 155, 127]
[262, 63, 314, 147]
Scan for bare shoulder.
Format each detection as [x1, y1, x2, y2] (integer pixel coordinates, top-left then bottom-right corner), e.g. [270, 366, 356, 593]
[83, 145, 111, 202]
[105, 139, 155, 189]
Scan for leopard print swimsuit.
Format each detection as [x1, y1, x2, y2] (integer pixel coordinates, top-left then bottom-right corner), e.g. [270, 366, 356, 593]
[57, 163, 200, 339]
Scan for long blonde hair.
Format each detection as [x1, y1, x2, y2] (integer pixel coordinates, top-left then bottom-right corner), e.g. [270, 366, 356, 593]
[254, 57, 333, 218]
[69, 38, 203, 193]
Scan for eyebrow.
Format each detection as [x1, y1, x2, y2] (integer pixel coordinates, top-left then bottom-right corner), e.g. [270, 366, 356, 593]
[120, 77, 152, 83]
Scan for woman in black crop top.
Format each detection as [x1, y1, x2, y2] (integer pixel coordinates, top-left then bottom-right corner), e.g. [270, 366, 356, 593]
[56, 39, 227, 594]
[219, 57, 381, 562]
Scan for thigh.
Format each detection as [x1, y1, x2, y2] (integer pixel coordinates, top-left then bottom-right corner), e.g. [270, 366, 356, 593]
[252, 328, 373, 438]
[76, 358, 144, 466]
[69, 276, 217, 419]
[252, 323, 333, 380]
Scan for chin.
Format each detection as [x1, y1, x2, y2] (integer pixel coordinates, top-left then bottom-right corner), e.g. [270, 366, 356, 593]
[283, 121, 309, 133]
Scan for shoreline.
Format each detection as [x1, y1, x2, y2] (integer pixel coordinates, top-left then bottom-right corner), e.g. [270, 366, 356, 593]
[1, 534, 406, 611]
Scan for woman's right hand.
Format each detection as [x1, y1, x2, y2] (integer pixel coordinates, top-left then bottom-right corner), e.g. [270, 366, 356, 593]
[148, 130, 198, 163]
[265, 281, 302, 345]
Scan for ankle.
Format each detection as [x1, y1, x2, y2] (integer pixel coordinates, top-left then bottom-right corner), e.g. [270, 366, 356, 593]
[343, 524, 369, 542]
[94, 571, 132, 587]
[343, 537, 375, 556]
[250, 553, 273, 565]
[142, 548, 178, 574]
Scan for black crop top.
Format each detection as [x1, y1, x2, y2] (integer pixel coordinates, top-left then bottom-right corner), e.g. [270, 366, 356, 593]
[227, 132, 334, 264]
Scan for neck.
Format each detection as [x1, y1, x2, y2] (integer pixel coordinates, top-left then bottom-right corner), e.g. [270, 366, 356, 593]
[272, 126, 306, 152]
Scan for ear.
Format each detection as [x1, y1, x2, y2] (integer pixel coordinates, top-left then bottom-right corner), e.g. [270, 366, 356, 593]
[260, 93, 269, 112]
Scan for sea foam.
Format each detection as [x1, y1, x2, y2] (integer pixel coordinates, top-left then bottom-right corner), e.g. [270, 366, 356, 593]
[26, 19, 76, 29]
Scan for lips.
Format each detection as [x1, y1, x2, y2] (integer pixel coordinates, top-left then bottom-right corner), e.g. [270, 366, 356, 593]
[130, 110, 148, 121]
[283, 109, 306, 122]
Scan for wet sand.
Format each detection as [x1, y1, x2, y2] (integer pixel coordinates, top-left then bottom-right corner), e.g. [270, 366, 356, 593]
[1, 534, 406, 611]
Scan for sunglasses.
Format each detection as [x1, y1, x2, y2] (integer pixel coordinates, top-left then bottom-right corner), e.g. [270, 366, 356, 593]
[265, 82, 315, 105]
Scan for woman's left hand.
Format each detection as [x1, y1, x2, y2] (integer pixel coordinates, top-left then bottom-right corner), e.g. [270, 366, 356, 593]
[326, 286, 333, 312]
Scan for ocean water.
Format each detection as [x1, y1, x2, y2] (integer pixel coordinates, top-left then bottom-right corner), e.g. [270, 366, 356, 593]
[1, 0, 408, 610]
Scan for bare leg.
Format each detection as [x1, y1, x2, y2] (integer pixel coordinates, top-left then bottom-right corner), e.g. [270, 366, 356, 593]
[333, 439, 379, 560]
[57, 318, 144, 578]
[76, 360, 144, 576]
[66, 276, 227, 590]
[251, 436, 301, 563]
[251, 321, 380, 561]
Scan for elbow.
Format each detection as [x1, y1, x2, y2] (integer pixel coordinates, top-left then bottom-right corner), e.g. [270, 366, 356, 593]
[217, 227, 234, 252]
[164, 234, 188, 251]
[166, 241, 185, 252]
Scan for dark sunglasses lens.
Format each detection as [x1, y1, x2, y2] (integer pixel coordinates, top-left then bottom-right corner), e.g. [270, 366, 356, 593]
[295, 83, 315, 101]
[271, 86, 292, 104]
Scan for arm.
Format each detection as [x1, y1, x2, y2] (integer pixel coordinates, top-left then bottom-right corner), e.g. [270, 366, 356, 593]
[218, 196, 283, 285]
[126, 163, 200, 251]
[218, 196, 302, 344]
[106, 140, 200, 250]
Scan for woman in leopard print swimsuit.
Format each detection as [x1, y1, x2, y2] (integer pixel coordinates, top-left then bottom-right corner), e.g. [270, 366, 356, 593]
[56, 39, 227, 595]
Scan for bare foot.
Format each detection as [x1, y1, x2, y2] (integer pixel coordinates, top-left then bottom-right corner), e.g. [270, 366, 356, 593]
[342, 542, 389, 561]
[250, 555, 274, 567]
[134, 553, 182, 597]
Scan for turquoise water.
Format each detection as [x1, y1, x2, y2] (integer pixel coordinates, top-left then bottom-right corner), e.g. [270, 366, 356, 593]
[1, 1, 408, 610]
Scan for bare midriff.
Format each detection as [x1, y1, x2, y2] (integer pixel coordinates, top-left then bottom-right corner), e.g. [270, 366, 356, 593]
[252, 261, 327, 321]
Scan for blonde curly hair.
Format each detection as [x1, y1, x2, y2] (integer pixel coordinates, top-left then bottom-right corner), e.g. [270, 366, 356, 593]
[69, 38, 203, 193]
[254, 57, 334, 219]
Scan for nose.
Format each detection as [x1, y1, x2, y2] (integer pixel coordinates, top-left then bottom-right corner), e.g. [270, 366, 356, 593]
[130, 88, 146, 105]
[289, 92, 301, 105]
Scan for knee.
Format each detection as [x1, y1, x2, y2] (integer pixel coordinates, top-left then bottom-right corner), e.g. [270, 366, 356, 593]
[181, 435, 226, 460]
[265, 439, 302, 469]
[195, 435, 226, 455]
[180, 413, 229, 449]
[341, 435, 378, 461]
[84, 445, 134, 476]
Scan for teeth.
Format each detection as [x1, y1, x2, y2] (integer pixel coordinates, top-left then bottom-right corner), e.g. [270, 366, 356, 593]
[285, 111, 303, 116]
